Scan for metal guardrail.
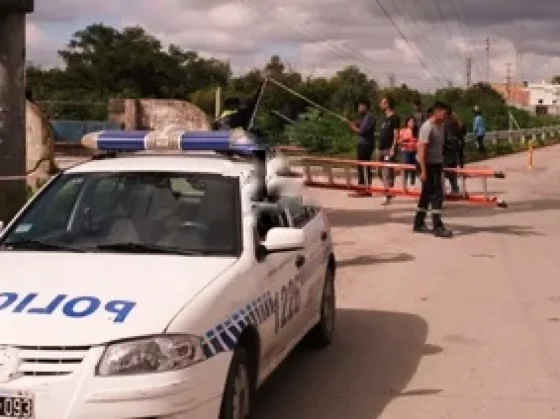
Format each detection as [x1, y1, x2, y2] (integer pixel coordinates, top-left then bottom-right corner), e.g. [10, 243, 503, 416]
[464, 125, 560, 144]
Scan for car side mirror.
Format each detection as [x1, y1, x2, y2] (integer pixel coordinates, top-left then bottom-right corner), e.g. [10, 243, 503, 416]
[261, 227, 305, 256]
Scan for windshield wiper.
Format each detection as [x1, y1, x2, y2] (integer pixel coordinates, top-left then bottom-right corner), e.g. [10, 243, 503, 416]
[94, 242, 204, 256]
[3, 239, 85, 253]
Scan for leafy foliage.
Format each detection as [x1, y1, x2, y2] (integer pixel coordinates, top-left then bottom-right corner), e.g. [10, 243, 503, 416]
[26, 23, 560, 156]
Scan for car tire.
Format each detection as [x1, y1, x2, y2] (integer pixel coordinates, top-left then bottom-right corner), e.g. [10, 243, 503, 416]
[305, 266, 336, 347]
[219, 345, 254, 419]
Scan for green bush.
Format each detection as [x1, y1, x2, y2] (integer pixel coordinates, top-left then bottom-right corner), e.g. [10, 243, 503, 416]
[286, 109, 355, 155]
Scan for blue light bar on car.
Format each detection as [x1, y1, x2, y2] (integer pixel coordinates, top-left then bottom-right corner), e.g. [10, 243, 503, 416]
[81, 129, 263, 152]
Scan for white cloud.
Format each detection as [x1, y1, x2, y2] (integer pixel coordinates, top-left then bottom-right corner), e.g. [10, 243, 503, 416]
[25, 0, 560, 89]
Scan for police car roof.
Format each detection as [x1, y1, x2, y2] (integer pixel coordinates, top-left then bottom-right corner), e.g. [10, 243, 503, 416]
[66, 153, 255, 176]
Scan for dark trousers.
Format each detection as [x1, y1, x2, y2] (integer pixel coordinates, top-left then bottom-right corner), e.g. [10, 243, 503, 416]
[357, 142, 374, 185]
[400, 151, 417, 185]
[414, 163, 445, 229]
[476, 135, 485, 152]
[378, 148, 395, 188]
[444, 156, 459, 193]
[457, 140, 465, 168]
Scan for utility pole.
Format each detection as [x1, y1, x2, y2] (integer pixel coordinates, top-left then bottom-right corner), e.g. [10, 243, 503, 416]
[214, 86, 221, 118]
[466, 55, 472, 88]
[0, 0, 34, 223]
[506, 62, 512, 102]
[485, 38, 491, 83]
[516, 22, 525, 84]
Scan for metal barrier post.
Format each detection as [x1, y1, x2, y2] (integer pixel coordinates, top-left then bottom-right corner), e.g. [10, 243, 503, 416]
[344, 166, 352, 186]
[527, 141, 534, 170]
[461, 175, 467, 197]
[325, 164, 334, 185]
[303, 161, 312, 183]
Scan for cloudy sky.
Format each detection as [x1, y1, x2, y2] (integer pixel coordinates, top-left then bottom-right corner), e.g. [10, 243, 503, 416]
[26, 0, 560, 91]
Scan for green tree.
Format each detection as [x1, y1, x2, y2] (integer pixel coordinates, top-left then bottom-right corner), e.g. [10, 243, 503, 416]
[329, 66, 378, 116]
[24, 22, 559, 147]
[27, 24, 231, 119]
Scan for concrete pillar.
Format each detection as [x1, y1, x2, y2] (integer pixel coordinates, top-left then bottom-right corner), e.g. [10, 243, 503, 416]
[0, 0, 34, 223]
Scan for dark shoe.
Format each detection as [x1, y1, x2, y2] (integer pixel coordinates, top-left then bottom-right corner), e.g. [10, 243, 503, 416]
[433, 226, 453, 238]
[381, 196, 393, 206]
[413, 224, 431, 233]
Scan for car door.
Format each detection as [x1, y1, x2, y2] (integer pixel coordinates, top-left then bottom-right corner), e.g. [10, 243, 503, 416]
[281, 196, 326, 339]
[252, 207, 300, 378]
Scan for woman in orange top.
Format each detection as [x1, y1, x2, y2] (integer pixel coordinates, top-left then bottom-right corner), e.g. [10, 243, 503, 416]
[398, 116, 419, 187]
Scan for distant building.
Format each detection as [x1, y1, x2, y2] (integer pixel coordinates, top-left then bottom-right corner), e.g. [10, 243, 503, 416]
[491, 81, 560, 116]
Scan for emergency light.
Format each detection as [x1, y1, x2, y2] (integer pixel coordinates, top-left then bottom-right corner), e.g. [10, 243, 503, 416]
[81, 129, 263, 152]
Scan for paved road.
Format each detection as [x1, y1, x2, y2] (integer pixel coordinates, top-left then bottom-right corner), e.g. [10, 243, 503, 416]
[253, 145, 560, 418]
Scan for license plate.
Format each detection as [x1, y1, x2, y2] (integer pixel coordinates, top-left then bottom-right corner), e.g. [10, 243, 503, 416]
[0, 392, 34, 418]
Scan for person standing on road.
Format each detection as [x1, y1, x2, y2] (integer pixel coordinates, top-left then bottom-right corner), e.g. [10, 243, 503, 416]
[473, 106, 486, 153]
[454, 112, 467, 168]
[378, 96, 400, 205]
[412, 98, 426, 137]
[443, 108, 461, 194]
[413, 101, 453, 238]
[398, 116, 419, 189]
[348, 99, 376, 195]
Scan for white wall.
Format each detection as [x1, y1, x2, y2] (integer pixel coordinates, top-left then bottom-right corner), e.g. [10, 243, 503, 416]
[528, 83, 560, 106]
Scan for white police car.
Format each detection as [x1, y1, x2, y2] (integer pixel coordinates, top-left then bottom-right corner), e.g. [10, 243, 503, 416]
[0, 129, 336, 418]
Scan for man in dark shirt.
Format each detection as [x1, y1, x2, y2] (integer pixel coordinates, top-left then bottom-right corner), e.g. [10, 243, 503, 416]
[413, 98, 426, 137]
[348, 99, 375, 194]
[378, 96, 400, 205]
[443, 108, 461, 194]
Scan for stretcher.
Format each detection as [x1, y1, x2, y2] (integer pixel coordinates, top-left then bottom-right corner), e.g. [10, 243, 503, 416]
[281, 154, 507, 208]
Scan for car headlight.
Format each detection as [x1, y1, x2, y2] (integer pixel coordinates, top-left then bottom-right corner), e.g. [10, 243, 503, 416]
[96, 334, 206, 376]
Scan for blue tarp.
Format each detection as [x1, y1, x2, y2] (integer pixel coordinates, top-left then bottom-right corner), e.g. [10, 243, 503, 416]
[50, 120, 122, 143]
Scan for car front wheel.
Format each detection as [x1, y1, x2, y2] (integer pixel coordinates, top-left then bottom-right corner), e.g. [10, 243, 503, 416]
[220, 346, 253, 419]
[305, 266, 336, 347]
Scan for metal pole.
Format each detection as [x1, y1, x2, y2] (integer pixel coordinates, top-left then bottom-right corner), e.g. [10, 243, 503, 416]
[0, 1, 34, 223]
[247, 78, 268, 131]
[215, 86, 221, 118]
[485, 38, 490, 83]
[466, 55, 472, 88]
[267, 77, 349, 123]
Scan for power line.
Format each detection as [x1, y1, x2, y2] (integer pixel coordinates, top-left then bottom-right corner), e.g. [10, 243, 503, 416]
[453, 0, 486, 80]
[432, 0, 469, 82]
[392, 0, 454, 84]
[242, 0, 436, 86]
[371, 0, 446, 87]
[241, 0, 385, 80]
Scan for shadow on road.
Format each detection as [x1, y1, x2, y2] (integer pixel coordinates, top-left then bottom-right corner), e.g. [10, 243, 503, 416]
[324, 198, 560, 237]
[253, 309, 441, 418]
[449, 223, 543, 237]
[337, 253, 415, 268]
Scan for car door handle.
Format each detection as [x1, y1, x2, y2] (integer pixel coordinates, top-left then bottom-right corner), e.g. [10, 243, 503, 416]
[295, 255, 305, 268]
[321, 231, 328, 241]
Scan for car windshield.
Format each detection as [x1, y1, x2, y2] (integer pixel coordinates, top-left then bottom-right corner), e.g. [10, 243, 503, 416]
[0, 171, 241, 256]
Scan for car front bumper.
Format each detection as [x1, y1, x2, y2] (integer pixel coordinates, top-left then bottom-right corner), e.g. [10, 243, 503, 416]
[0, 346, 232, 418]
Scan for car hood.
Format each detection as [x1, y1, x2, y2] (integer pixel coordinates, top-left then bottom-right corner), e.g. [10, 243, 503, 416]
[0, 252, 236, 346]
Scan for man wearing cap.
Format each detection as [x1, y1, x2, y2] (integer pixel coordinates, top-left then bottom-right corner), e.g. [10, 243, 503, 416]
[212, 81, 266, 132]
